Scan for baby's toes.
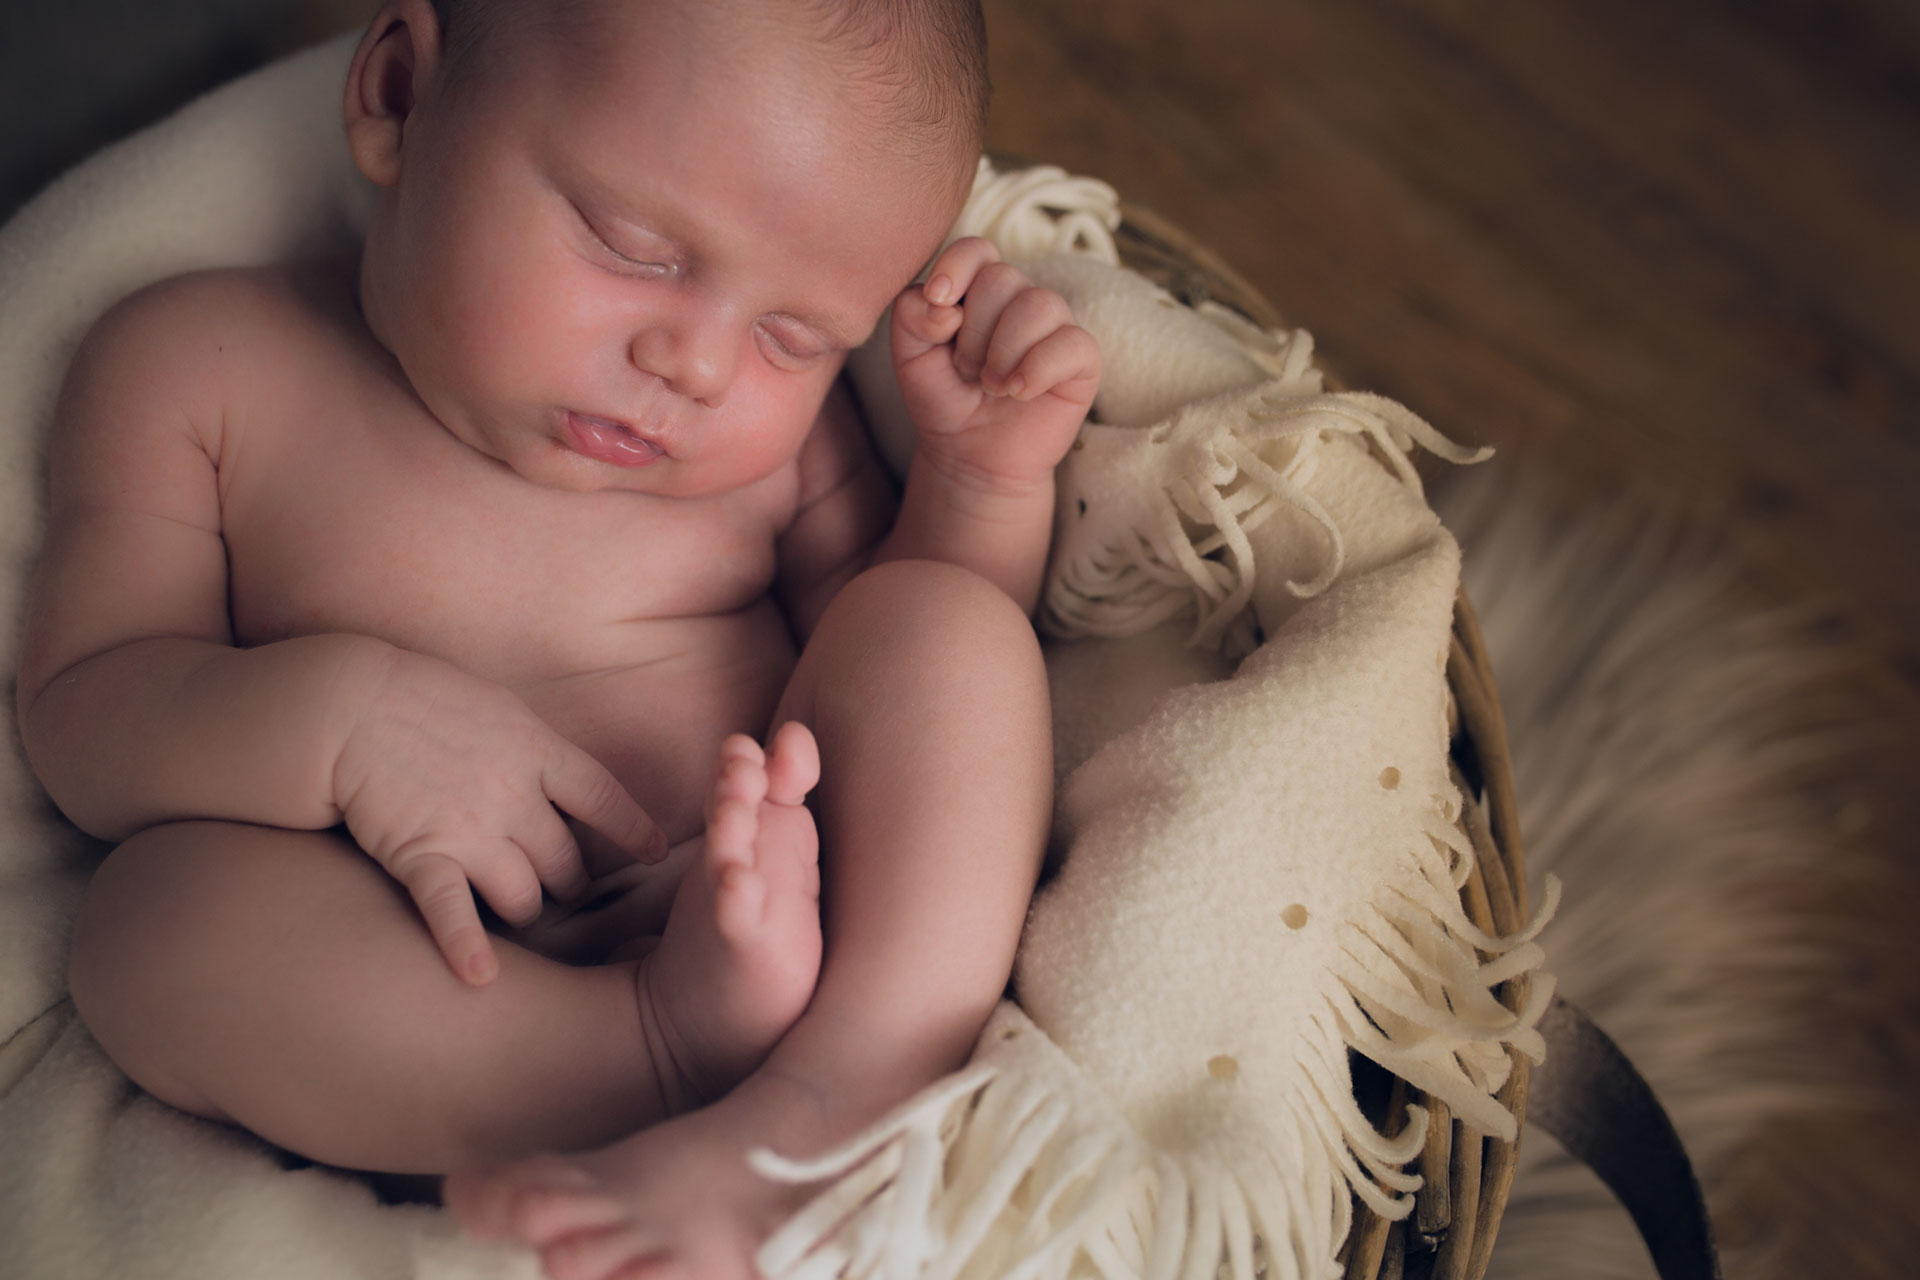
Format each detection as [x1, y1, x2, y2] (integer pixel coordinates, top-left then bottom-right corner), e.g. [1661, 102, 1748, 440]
[444, 1162, 629, 1247]
[717, 733, 764, 769]
[711, 754, 769, 816]
[540, 1222, 671, 1280]
[763, 722, 821, 807]
[704, 759, 769, 867]
[710, 862, 769, 943]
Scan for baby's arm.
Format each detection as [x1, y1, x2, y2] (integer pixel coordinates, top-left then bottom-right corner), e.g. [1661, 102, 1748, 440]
[774, 241, 1098, 635]
[18, 277, 661, 983]
[882, 238, 1100, 611]
[17, 281, 370, 840]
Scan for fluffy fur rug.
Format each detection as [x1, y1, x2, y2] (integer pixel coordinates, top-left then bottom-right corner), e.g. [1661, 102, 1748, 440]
[1435, 464, 1906, 1280]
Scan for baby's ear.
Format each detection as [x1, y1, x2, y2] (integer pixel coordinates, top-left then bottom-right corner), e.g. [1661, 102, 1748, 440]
[343, 0, 446, 188]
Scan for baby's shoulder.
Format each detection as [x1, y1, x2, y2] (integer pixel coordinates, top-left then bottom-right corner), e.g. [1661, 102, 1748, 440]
[62, 265, 350, 442]
[89, 262, 339, 358]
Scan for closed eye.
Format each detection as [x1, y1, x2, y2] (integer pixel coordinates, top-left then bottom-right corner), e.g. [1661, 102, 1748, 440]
[571, 202, 677, 280]
[755, 317, 831, 370]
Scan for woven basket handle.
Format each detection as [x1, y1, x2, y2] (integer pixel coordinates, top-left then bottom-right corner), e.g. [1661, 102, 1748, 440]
[1528, 996, 1723, 1280]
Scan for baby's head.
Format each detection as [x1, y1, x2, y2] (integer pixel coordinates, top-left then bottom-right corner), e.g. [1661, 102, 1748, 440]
[344, 0, 987, 496]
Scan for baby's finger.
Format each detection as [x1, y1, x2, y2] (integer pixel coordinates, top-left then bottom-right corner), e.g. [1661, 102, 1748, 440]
[515, 804, 593, 905]
[468, 842, 547, 929]
[951, 262, 1034, 383]
[397, 851, 498, 985]
[977, 287, 1076, 393]
[921, 236, 1001, 308]
[544, 742, 669, 864]
[890, 285, 966, 359]
[1001, 323, 1102, 405]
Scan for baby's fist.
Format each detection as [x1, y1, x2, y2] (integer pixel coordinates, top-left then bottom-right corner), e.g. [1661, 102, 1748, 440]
[892, 238, 1100, 488]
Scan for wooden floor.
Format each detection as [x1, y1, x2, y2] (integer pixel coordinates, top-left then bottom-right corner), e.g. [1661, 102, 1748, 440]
[982, 0, 1920, 704]
[5, 1, 1917, 1275]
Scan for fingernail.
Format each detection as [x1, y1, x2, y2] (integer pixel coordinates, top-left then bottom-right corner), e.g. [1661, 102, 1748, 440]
[466, 950, 498, 985]
[1006, 375, 1027, 398]
[926, 274, 954, 305]
[648, 829, 670, 862]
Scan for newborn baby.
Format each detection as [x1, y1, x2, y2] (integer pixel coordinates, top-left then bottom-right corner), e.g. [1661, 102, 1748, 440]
[15, 0, 1098, 1275]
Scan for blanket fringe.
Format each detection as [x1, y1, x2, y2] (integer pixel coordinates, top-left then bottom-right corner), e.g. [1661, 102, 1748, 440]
[753, 1008, 1375, 1280]
[1043, 383, 1492, 652]
[751, 813, 1558, 1280]
[950, 158, 1122, 265]
[1328, 808, 1561, 1140]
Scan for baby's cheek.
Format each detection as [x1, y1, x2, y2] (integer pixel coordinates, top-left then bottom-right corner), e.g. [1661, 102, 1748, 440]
[733, 412, 810, 479]
[715, 402, 817, 492]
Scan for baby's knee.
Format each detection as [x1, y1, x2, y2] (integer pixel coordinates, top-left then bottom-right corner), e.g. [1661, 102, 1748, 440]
[805, 560, 1047, 715]
[829, 559, 1038, 658]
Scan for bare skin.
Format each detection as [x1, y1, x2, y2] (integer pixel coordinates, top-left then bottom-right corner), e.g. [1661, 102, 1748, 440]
[19, 1, 1099, 1275]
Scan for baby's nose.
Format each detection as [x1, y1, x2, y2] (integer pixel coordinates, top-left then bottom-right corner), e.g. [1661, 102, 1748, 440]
[630, 314, 739, 407]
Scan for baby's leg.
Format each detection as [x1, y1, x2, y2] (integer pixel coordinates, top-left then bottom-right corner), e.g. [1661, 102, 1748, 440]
[66, 730, 822, 1174]
[449, 560, 1052, 1278]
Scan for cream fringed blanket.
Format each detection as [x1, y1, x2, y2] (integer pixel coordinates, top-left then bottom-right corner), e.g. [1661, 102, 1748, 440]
[753, 165, 1557, 1280]
[0, 41, 1552, 1280]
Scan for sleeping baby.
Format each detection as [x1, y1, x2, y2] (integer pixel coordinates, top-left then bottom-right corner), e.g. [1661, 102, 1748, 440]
[14, 0, 1098, 1275]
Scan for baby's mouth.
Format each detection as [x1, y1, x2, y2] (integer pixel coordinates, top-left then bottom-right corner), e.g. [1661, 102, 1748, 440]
[565, 410, 667, 467]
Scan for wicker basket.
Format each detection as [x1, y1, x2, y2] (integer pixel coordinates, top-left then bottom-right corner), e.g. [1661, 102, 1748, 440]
[1111, 198, 1534, 1280]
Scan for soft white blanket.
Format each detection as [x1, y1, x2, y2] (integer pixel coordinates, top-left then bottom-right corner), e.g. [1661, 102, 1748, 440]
[0, 40, 1551, 1280]
[755, 169, 1555, 1280]
[0, 37, 514, 1280]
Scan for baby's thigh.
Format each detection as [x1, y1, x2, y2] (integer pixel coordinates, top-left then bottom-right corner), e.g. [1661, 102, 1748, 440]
[67, 820, 416, 1111]
[72, 820, 403, 971]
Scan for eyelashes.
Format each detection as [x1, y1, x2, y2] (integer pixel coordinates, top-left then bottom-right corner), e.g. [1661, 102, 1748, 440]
[600, 243, 675, 279]
[755, 320, 830, 369]
[572, 203, 677, 279]
[568, 199, 832, 369]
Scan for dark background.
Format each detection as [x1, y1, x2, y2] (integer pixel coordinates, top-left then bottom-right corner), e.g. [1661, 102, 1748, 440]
[5, 2, 1917, 1276]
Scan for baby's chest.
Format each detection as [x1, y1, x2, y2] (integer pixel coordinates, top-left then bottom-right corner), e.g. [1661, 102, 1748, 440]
[219, 416, 782, 683]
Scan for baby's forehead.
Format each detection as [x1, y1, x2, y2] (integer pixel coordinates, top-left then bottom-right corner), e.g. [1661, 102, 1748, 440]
[450, 0, 985, 167]
[482, 1, 857, 76]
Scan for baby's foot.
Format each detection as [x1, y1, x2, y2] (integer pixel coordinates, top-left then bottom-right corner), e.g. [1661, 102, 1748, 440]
[446, 1087, 802, 1280]
[638, 721, 823, 1110]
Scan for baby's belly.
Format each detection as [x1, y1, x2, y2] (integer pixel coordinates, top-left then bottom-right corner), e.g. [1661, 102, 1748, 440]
[515, 601, 798, 844]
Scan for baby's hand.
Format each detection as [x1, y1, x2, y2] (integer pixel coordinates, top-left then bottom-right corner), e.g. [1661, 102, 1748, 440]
[891, 238, 1100, 491]
[332, 649, 666, 985]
